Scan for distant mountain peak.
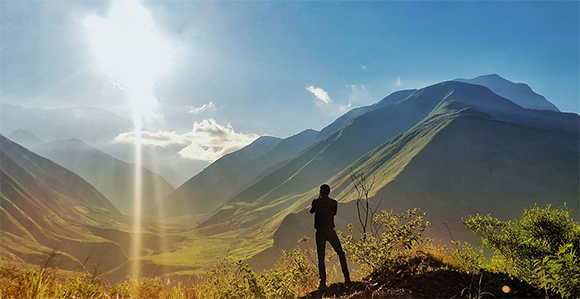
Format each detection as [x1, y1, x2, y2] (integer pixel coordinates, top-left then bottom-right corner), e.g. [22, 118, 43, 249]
[6, 129, 44, 149]
[38, 138, 96, 152]
[454, 74, 560, 112]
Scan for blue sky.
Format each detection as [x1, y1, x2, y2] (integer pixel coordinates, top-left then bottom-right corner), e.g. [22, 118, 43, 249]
[1, 0, 578, 162]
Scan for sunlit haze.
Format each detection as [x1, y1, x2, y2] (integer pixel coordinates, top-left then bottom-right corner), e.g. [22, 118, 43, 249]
[83, 0, 170, 116]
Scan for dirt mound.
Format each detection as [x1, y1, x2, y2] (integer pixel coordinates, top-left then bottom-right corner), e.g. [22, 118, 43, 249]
[303, 269, 549, 298]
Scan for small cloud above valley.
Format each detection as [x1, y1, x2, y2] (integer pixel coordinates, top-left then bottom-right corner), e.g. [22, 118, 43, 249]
[188, 102, 217, 114]
[115, 118, 259, 162]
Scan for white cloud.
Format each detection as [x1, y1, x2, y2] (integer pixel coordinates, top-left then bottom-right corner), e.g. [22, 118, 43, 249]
[306, 85, 332, 106]
[115, 118, 259, 162]
[188, 101, 217, 114]
[361, 65, 367, 70]
[396, 76, 402, 87]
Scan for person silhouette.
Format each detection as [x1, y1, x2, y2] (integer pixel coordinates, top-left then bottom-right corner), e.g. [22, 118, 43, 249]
[309, 184, 350, 289]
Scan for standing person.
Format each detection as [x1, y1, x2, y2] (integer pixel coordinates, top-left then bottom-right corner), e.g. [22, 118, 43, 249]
[310, 184, 350, 290]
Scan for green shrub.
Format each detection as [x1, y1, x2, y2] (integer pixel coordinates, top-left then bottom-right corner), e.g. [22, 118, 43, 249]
[462, 204, 580, 298]
[342, 208, 431, 273]
[452, 242, 486, 272]
[203, 258, 263, 299]
[259, 247, 318, 298]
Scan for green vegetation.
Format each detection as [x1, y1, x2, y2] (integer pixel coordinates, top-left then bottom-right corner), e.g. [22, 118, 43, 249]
[201, 247, 318, 299]
[342, 208, 434, 274]
[0, 247, 319, 299]
[460, 204, 579, 298]
[1, 204, 577, 298]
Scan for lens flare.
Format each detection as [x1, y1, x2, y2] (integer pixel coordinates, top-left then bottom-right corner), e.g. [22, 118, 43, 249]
[84, 0, 171, 284]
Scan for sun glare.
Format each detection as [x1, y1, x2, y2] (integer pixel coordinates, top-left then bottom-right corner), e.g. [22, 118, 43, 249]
[84, 0, 170, 115]
[83, 0, 171, 284]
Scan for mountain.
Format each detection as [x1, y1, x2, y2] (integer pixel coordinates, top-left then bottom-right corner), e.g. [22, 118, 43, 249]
[190, 79, 577, 268]
[221, 82, 486, 209]
[156, 130, 321, 217]
[6, 129, 44, 149]
[314, 90, 416, 142]
[260, 101, 578, 267]
[156, 136, 283, 217]
[98, 141, 206, 187]
[0, 104, 134, 144]
[0, 134, 129, 271]
[455, 74, 560, 112]
[33, 138, 175, 215]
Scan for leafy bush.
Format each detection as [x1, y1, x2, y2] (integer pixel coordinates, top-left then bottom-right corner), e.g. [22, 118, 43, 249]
[203, 258, 263, 299]
[259, 247, 318, 298]
[452, 242, 486, 272]
[462, 204, 580, 298]
[342, 208, 432, 273]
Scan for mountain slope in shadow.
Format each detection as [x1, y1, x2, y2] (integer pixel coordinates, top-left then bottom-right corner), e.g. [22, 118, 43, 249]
[158, 136, 283, 217]
[256, 103, 578, 266]
[33, 138, 175, 215]
[0, 135, 130, 272]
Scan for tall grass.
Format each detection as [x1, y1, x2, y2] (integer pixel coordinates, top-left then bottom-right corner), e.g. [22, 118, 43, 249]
[0, 247, 320, 299]
[2, 205, 576, 298]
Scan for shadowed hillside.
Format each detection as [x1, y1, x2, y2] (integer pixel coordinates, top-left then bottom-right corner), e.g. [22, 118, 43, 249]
[6, 129, 44, 149]
[202, 81, 546, 229]
[261, 107, 578, 264]
[34, 138, 175, 215]
[157, 131, 320, 217]
[158, 136, 283, 216]
[314, 90, 416, 142]
[0, 135, 129, 272]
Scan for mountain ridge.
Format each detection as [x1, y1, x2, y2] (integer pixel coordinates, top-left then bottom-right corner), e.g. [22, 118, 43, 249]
[33, 138, 175, 214]
[455, 74, 560, 112]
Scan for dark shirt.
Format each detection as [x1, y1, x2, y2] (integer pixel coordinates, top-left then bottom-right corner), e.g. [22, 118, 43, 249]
[310, 197, 337, 229]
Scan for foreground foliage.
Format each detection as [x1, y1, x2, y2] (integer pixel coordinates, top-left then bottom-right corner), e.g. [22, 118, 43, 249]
[461, 204, 579, 298]
[1, 204, 576, 298]
[0, 247, 320, 299]
[342, 208, 434, 274]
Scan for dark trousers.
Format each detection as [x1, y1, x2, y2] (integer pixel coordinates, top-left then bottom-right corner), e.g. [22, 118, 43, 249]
[315, 228, 350, 285]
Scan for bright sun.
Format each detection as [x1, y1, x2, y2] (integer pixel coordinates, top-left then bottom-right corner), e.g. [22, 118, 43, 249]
[84, 0, 169, 116]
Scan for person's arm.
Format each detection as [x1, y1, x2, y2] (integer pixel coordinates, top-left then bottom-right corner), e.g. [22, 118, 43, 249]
[309, 200, 316, 214]
[333, 200, 337, 216]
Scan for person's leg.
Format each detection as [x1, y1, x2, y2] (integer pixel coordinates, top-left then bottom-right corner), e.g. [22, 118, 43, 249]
[327, 229, 351, 283]
[315, 230, 327, 288]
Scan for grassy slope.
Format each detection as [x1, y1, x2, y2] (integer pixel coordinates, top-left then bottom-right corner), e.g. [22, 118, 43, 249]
[220, 85, 451, 211]
[0, 136, 136, 275]
[34, 139, 175, 215]
[191, 96, 578, 270]
[256, 107, 578, 265]
[158, 136, 283, 217]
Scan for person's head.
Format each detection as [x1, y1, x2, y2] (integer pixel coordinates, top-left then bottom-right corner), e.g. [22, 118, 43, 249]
[319, 184, 330, 197]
